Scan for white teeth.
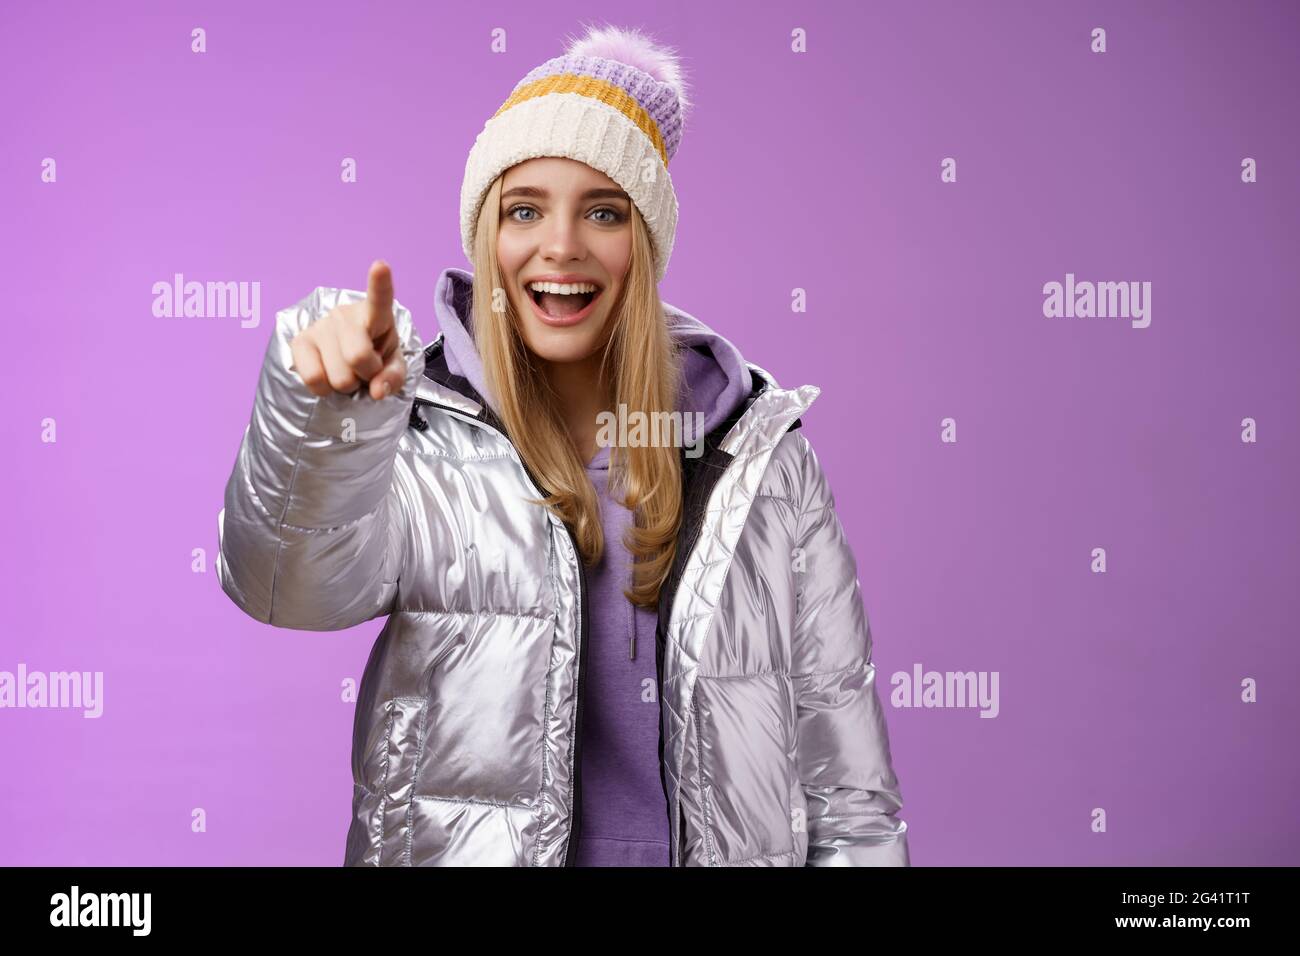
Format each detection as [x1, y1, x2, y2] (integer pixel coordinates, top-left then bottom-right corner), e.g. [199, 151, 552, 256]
[527, 281, 598, 295]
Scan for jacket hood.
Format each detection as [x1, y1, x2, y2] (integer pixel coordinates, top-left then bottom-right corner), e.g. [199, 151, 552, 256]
[431, 266, 754, 468]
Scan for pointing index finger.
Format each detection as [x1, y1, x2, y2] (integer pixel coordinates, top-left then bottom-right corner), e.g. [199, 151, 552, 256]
[366, 259, 394, 338]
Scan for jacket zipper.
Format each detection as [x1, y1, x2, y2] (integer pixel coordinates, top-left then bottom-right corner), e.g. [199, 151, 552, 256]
[650, 374, 778, 867]
[562, 522, 590, 867]
[655, 503, 709, 867]
[655, 603, 677, 864]
[654, 469, 716, 867]
[411, 394, 591, 866]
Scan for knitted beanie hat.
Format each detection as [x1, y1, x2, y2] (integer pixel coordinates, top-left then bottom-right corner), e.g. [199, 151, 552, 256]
[459, 24, 691, 284]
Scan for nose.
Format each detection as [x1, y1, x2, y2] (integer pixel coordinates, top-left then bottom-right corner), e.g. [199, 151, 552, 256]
[540, 211, 586, 263]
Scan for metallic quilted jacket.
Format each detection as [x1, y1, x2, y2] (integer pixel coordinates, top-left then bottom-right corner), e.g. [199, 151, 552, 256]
[216, 284, 911, 867]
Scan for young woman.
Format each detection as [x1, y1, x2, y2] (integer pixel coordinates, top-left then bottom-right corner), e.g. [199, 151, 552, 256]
[216, 24, 910, 867]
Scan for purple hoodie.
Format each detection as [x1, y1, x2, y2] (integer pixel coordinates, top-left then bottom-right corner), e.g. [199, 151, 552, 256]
[431, 267, 752, 866]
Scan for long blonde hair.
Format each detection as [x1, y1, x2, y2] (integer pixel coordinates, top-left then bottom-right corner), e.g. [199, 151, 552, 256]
[469, 173, 684, 608]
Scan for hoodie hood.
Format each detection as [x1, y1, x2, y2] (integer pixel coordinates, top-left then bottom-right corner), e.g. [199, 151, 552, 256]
[432, 267, 753, 468]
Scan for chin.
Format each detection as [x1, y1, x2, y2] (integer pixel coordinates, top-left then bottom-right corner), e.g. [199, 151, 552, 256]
[520, 325, 605, 364]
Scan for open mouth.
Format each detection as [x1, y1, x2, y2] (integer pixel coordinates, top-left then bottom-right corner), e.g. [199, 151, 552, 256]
[527, 281, 602, 319]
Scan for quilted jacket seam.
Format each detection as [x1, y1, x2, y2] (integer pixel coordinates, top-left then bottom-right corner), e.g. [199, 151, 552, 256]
[791, 433, 814, 532]
[405, 700, 431, 866]
[806, 809, 895, 821]
[265, 398, 316, 623]
[791, 658, 870, 682]
[692, 692, 719, 866]
[400, 607, 551, 624]
[532, 532, 560, 867]
[723, 847, 799, 865]
[695, 669, 789, 682]
[405, 449, 518, 462]
[412, 794, 532, 810]
[375, 704, 396, 859]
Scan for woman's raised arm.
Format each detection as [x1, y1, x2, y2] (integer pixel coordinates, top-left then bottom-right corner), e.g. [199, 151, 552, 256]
[216, 261, 425, 631]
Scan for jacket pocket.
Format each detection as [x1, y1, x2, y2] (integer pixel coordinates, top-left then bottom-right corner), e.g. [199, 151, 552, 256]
[365, 696, 428, 866]
[693, 673, 797, 865]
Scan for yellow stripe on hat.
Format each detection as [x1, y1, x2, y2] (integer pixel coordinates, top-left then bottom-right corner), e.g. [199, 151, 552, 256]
[494, 74, 670, 168]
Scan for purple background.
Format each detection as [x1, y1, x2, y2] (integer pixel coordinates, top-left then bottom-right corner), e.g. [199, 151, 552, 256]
[2, 0, 1297, 866]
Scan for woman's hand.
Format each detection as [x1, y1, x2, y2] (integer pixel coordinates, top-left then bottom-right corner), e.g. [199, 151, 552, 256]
[290, 259, 408, 401]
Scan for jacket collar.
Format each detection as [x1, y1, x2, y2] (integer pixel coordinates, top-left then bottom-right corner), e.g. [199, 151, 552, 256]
[413, 335, 488, 420]
[414, 330, 800, 449]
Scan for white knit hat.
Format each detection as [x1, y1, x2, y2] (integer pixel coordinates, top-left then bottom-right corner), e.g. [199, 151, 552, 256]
[459, 24, 691, 283]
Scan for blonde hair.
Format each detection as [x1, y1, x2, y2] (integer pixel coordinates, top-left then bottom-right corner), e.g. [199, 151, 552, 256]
[469, 173, 684, 608]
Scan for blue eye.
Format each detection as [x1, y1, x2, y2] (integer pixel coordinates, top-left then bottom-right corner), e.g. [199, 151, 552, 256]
[504, 204, 626, 224]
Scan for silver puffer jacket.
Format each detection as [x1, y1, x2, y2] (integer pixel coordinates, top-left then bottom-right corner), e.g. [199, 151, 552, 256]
[216, 282, 911, 867]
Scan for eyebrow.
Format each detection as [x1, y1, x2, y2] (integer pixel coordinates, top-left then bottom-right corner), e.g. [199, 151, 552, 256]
[500, 186, 630, 202]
